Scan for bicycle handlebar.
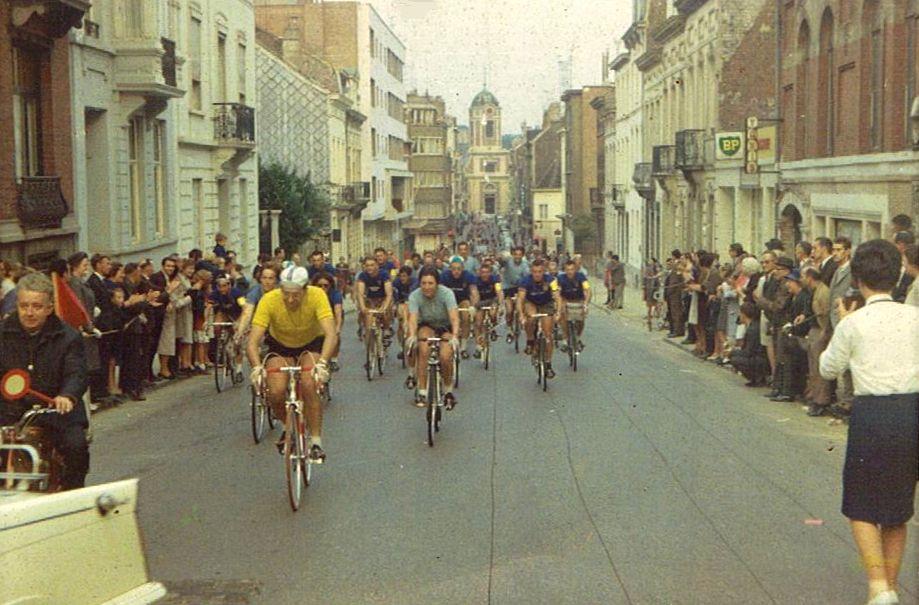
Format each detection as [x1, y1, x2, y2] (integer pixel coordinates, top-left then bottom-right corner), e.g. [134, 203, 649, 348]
[531, 313, 551, 318]
[266, 366, 315, 374]
[212, 322, 236, 327]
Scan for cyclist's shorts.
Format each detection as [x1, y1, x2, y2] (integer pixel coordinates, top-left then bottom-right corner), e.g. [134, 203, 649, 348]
[563, 303, 585, 321]
[418, 323, 451, 337]
[266, 334, 324, 359]
[365, 297, 386, 309]
[528, 302, 556, 316]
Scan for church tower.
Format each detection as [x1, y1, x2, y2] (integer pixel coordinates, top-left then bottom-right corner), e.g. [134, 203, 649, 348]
[470, 89, 501, 148]
[463, 88, 511, 215]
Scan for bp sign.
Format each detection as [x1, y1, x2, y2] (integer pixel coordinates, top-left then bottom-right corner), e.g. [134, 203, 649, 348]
[716, 132, 743, 160]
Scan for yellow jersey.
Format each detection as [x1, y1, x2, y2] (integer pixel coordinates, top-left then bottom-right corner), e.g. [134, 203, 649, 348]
[251, 286, 332, 347]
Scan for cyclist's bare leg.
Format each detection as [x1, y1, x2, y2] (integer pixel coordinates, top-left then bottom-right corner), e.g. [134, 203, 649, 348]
[542, 314, 556, 357]
[524, 301, 537, 342]
[458, 301, 471, 341]
[441, 330, 455, 390]
[265, 354, 294, 423]
[416, 326, 434, 391]
[559, 305, 570, 342]
[298, 351, 323, 442]
[474, 308, 485, 347]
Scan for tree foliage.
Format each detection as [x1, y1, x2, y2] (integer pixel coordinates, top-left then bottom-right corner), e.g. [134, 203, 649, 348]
[258, 161, 329, 255]
[569, 213, 597, 247]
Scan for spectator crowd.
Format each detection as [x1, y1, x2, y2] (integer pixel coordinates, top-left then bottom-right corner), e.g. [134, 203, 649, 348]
[651, 214, 918, 422]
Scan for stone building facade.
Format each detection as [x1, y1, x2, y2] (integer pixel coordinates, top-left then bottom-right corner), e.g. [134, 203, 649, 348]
[69, 0, 185, 263]
[404, 92, 455, 252]
[0, 0, 89, 265]
[464, 89, 511, 216]
[255, 29, 366, 263]
[256, 0, 411, 255]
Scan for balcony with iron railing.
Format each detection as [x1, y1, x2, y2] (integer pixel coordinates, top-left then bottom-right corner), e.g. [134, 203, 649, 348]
[16, 176, 69, 230]
[675, 129, 706, 171]
[214, 103, 256, 147]
[652, 145, 676, 176]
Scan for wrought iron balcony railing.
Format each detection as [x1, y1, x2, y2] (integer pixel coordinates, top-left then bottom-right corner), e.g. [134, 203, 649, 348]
[675, 129, 706, 171]
[214, 103, 256, 146]
[16, 176, 68, 230]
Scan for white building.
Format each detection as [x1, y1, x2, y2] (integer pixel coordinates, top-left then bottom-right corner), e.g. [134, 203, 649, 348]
[71, 0, 259, 264]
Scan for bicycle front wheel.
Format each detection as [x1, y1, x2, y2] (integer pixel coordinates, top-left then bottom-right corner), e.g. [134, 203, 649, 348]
[250, 386, 267, 444]
[285, 412, 305, 511]
[214, 339, 227, 393]
[365, 335, 374, 381]
[426, 365, 439, 447]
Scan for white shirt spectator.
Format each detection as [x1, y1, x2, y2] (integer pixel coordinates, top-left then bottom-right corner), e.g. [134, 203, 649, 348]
[819, 294, 919, 395]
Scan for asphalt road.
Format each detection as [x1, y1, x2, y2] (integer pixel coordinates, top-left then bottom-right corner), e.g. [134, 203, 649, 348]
[88, 306, 918, 605]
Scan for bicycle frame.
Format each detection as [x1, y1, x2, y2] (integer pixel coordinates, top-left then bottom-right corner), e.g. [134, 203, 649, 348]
[1, 407, 59, 491]
[531, 313, 551, 390]
[420, 338, 445, 446]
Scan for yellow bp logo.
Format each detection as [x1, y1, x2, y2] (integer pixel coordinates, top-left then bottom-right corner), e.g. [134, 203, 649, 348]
[719, 135, 742, 157]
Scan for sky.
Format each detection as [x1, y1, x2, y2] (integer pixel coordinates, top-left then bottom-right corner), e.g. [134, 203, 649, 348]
[369, 0, 633, 132]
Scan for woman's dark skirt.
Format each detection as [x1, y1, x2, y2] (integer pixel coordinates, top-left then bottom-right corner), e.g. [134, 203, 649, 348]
[842, 393, 919, 526]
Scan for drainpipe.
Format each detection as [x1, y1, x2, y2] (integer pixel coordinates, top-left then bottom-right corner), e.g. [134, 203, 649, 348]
[773, 0, 782, 240]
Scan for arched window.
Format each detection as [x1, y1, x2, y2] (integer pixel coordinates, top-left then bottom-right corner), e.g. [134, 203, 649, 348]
[795, 19, 811, 159]
[863, 0, 883, 150]
[818, 8, 835, 156]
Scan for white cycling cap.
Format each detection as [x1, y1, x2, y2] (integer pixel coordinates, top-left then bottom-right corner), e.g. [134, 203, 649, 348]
[280, 266, 309, 288]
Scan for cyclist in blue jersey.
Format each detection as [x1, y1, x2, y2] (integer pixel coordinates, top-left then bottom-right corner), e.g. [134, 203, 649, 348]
[501, 246, 530, 338]
[310, 272, 344, 371]
[516, 259, 561, 377]
[393, 265, 418, 360]
[308, 250, 336, 278]
[473, 263, 504, 359]
[374, 247, 398, 279]
[356, 256, 394, 344]
[236, 261, 280, 342]
[441, 257, 479, 358]
[556, 259, 591, 352]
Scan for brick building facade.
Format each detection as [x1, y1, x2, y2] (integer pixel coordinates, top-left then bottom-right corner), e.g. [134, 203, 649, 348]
[777, 0, 919, 247]
[1, 1, 88, 265]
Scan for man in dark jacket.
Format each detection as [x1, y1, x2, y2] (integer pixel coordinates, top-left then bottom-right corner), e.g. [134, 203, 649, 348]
[0, 273, 89, 489]
[756, 256, 793, 398]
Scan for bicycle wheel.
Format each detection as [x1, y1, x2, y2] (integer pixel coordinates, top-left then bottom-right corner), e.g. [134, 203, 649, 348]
[567, 321, 577, 371]
[376, 329, 385, 376]
[483, 339, 490, 371]
[250, 385, 267, 444]
[365, 332, 373, 381]
[539, 337, 548, 391]
[214, 338, 227, 393]
[285, 411, 304, 511]
[453, 350, 460, 388]
[513, 322, 520, 353]
[426, 365, 439, 447]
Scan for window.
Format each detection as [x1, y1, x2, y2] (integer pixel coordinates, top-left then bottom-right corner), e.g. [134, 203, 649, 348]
[153, 121, 166, 237]
[908, 10, 918, 139]
[370, 79, 377, 108]
[128, 119, 143, 240]
[217, 32, 227, 102]
[189, 16, 202, 110]
[539, 204, 548, 220]
[485, 120, 495, 139]
[237, 43, 247, 104]
[818, 8, 834, 155]
[412, 137, 443, 155]
[482, 159, 497, 173]
[484, 193, 496, 214]
[370, 28, 376, 58]
[124, 0, 145, 37]
[371, 128, 377, 158]
[795, 19, 811, 159]
[11, 46, 42, 179]
[193, 178, 204, 248]
[864, 0, 883, 149]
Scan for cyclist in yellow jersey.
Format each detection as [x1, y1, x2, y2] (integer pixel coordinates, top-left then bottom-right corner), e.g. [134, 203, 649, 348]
[247, 266, 337, 462]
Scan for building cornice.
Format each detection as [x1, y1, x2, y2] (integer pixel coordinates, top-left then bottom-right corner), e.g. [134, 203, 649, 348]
[651, 14, 686, 45]
[635, 48, 662, 72]
[674, 0, 709, 17]
[609, 51, 630, 72]
[622, 22, 643, 50]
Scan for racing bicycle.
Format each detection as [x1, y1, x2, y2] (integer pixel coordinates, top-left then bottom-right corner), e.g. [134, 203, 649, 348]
[363, 309, 386, 381]
[563, 302, 586, 372]
[213, 321, 244, 393]
[419, 338, 447, 447]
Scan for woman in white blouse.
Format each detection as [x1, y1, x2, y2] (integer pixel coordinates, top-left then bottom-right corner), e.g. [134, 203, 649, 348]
[820, 239, 919, 605]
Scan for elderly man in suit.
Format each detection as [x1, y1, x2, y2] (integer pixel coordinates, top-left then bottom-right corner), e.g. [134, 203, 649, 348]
[800, 267, 832, 416]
